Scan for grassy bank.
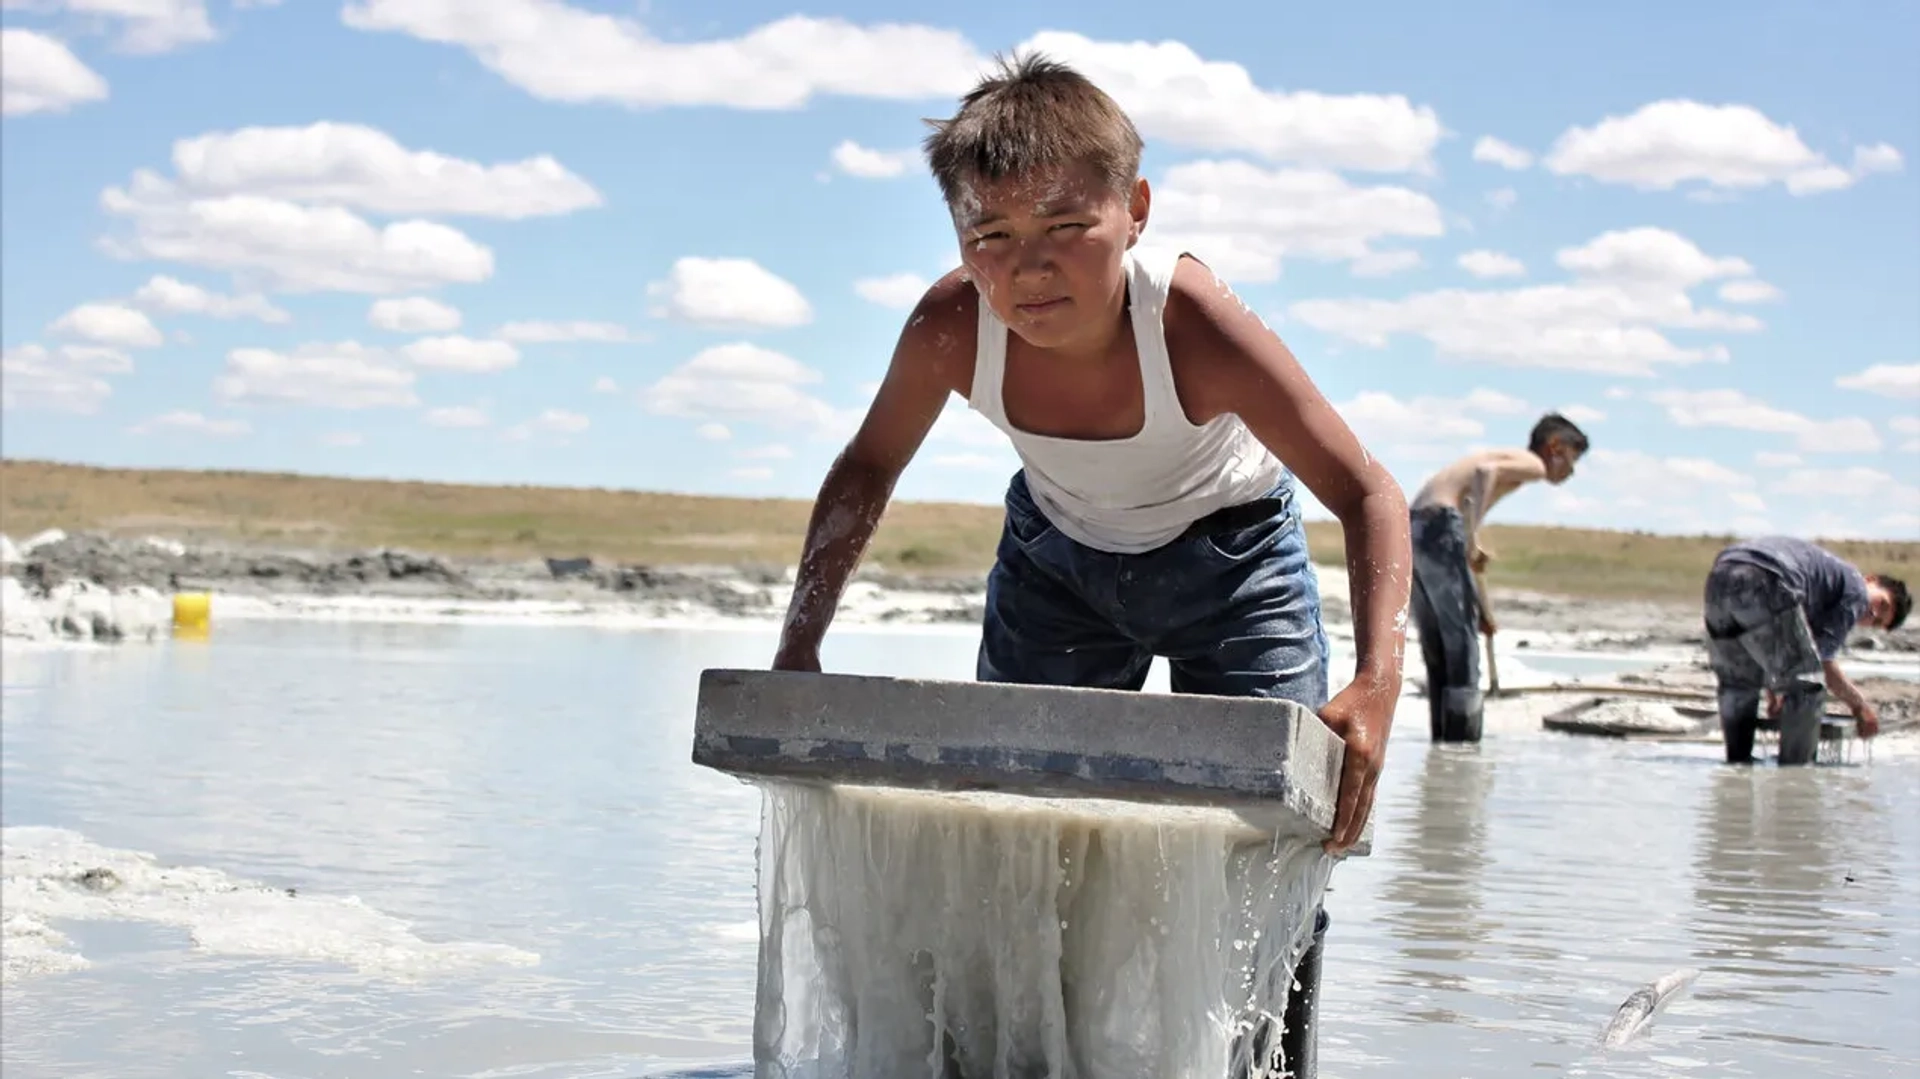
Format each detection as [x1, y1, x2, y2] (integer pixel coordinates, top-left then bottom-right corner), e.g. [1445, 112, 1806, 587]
[4, 459, 1914, 603]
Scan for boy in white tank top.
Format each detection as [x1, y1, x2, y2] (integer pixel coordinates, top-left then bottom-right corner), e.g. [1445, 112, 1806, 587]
[773, 54, 1411, 855]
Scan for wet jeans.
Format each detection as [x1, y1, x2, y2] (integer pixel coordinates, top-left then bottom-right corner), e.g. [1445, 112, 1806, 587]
[1408, 505, 1483, 742]
[1703, 560, 1826, 765]
[976, 470, 1329, 709]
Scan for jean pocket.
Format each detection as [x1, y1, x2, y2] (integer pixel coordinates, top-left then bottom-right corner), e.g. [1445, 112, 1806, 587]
[1199, 505, 1294, 564]
[1004, 488, 1059, 549]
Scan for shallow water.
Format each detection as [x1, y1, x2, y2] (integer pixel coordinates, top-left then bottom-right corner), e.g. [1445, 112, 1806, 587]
[2, 620, 1916, 1078]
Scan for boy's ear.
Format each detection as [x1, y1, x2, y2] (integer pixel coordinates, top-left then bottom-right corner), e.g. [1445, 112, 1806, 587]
[1128, 176, 1151, 247]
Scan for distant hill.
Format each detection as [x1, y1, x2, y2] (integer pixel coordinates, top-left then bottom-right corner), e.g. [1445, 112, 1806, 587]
[3, 458, 1913, 603]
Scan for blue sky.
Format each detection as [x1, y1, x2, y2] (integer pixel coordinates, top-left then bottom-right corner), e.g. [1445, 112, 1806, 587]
[3, 0, 1916, 539]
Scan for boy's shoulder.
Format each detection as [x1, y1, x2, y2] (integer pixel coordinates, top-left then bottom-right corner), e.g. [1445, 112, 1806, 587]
[1461, 446, 1547, 475]
[896, 268, 981, 391]
[1159, 253, 1279, 391]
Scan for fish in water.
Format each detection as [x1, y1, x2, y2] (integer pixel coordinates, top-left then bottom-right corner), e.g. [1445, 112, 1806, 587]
[1601, 967, 1700, 1047]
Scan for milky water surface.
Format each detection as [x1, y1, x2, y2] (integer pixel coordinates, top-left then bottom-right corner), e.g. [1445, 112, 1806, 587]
[2, 620, 1916, 1078]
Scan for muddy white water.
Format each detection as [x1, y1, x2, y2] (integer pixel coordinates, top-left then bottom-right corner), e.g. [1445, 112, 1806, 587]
[2, 619, 1916, 1077]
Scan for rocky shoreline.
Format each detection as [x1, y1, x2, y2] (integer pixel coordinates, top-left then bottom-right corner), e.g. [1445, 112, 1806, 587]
[3, 529, 1915, 656]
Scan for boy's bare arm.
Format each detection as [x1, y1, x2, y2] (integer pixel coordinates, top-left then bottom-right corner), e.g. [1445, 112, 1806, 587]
[1822, 659, 1877, 718]
[1168, 260, 1411, 855]
[773, 277, 973, 669]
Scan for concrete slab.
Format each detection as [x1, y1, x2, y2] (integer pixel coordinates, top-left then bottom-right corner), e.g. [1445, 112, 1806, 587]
[691, 668, 1367, 851]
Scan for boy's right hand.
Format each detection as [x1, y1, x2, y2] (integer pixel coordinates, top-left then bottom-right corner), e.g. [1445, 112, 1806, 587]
[1469, 546, 1491, 573]
[1854, 699, 1880, 739]
[1478, 611, 1497, 636]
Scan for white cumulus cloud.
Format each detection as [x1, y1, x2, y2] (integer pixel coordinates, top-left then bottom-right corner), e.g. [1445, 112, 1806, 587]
[1290, 227, 1763, 376]
[15, 0, 216, 55]
[132, 274, 289, 322]
[1, 28, 108, 115]
[1472, 136, 1533, 170]
[1835, 363, 1919, 399]
[48, 302, 164, 348]
[1543, 99, 1902, 196]
[128, 410, 251, 437]
[1019, 30, 1441, 172]
[641, 342, 853, 437]
[1717, 279, 1782, 305]
[401, 335, 519, 372]
[0, 343, 124, 413]
[1351, 250, 1422, 278]
[1458, 250, 1526, 279]
[1647, 388, 1882, 454]
[213, 342, 418, 408]
[341, 6, 1443, 172]
[153, 121, 601, 218]
[496, 320, 638, 343]
[854, 273, 932, 309]
[1335, 388, 1532, 453]
[504, 407, 589, 441]
[100, 184, 496, 294]
[1149, 161, 1444, 282]
[369, 296, 462, 333]
[648, 257, 812, 329]
[342, 2, 981, 108]
[831, 140, 917, 179]
[1889, 416, 1920, 454]
[423, 405, 490, 428]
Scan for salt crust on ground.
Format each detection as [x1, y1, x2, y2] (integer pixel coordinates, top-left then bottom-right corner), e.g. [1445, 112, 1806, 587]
[0, 827, 538, 986]
[751, 781, 1333, 1079]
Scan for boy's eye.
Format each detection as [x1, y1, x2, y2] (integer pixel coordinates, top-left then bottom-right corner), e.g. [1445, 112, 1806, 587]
[1050, 222, 1088, 233]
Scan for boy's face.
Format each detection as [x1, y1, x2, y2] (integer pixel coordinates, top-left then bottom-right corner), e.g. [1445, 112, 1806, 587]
[1863, 583, 1895, 630]
[1544, 440, 1581, 485]
[950, 161, 1148, 351]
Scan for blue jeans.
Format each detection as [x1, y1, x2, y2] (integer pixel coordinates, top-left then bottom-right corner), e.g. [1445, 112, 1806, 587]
[1408, 505, 1484, 742]
[976, 471, 1330, 710]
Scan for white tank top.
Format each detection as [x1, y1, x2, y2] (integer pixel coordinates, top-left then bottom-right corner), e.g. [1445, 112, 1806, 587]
[967, 246, 1288, 555]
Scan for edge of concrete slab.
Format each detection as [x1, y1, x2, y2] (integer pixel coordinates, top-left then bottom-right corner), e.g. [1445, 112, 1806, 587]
[690, 668, 1372, 854]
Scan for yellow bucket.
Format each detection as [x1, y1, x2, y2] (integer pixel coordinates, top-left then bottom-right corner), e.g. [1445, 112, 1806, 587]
[172, 592, 212, 634]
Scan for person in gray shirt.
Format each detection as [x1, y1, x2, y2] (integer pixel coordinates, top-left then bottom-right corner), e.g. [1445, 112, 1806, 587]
[1703, 536, 1910, 764]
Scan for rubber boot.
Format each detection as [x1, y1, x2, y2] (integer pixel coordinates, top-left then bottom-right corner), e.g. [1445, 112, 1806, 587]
[1717, 688, 1759, 764]
[1774, 681, 1827, 766]
[1278, 907, 1330, 1078]
[1434, 687, 1484, 744]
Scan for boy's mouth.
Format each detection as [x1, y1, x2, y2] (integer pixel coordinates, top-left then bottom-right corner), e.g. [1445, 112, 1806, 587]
[1015, 296, 1069, 314]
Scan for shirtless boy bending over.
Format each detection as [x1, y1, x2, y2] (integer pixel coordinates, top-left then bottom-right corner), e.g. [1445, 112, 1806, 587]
[1407, 413, 1589, 742]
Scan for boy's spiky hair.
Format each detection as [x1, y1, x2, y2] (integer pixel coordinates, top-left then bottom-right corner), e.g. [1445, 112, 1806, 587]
[1528, 412, 1591, 456]
[922, 51, 1143, 212]
[1871, 574, 1912, 631]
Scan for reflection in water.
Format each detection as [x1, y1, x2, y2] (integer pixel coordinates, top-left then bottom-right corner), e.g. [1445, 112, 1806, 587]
[1691, 767, 1900, 991]
[4, 624, 1919, 1078]
[1375, 745, 1497, 1020]
[1692, 767, 1839, 993]
[1686, 764, 1911, 1066]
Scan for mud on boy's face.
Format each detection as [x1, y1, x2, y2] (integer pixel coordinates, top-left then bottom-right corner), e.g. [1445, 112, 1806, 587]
[951, 161, 1146, 349]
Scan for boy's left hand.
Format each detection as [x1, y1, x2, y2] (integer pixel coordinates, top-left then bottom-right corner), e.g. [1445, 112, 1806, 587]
[1316, 674, 1398, 856]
